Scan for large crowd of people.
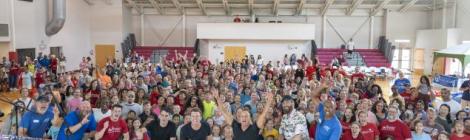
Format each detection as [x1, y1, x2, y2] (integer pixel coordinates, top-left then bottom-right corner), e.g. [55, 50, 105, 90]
[0, 50, 470, 140]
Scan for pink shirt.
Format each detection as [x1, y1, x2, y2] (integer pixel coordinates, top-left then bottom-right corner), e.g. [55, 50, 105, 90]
[67, 97, 83, 111]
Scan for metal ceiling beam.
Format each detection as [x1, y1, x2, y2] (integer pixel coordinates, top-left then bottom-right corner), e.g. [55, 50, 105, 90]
[399, 0, 419, 12]
[170, 0, 184, 14]
[127, 3, 432, 9]
[371, 0, 391, 16]
[296, 0, 306, 16]
[347, 0, 364, 15]
[248, 0, 254, 15]
[321, 0, 335, 16]
[126, 0, 142, 14]
[196, 0, 207, 15]
[273, 0, 280, 16]
[222, 0, 231, 15]
[148, 0, 163, 14]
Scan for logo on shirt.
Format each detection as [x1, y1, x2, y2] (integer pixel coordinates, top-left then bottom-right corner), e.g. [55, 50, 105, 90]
[323, 125, 331, 132]
[381, 125, 396, 131]
[107, 127, 122, 134]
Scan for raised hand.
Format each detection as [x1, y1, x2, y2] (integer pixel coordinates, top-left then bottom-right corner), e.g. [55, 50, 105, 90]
[103, 121, 109, 129]
[53, 105, 60, 115]
[266, 92, 274, 107]
[81, 113, 90, 125]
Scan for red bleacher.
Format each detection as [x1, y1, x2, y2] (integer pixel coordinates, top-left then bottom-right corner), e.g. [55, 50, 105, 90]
[133, 46, 195, 61]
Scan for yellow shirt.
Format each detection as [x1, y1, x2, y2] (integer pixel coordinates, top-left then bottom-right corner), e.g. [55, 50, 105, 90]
[202, 100, 216, 120]
[262, 129, 279, 139]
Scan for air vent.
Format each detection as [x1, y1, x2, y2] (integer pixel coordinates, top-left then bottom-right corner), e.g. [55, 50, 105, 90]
[0, 24, 8, 37]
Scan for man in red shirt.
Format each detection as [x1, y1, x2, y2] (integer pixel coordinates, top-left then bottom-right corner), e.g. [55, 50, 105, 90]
[35, 67, 47, 89]
[305, 62, 316, 81]
[350, 67, 365, 82]
[95, 104, 129, 140]
[8, 61, 20, 91]
[358, 111, 379, 140]
[378, 106, 412, 140]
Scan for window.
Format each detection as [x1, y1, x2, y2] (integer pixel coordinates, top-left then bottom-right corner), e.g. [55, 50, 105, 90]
[391, 42, 412, 70]
[395, 40, 411, 43]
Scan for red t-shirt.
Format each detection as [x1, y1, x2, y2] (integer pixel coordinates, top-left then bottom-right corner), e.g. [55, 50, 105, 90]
[306, 66, 316, 81]
[341, 133, 364, 140]
[450, 134, 470, 140]
[9, 65, 20, 76]
[97, 117, 129, 140]
[308, 122, 317, 139]
[401, 92, 412, 103]
[149, 91, 159, 105]
[51, 59, 58, 70]
[351, 73, 366, 81]
[360, 123, 379, 140]
[35, 71, 46, 88]
[378, 120, 411, 140]
[341, 121, 352, 139]
[87, 89, 100, 108]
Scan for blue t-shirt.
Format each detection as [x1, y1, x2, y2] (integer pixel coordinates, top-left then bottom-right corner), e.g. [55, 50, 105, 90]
[20, 110, 54, 138]
[394, 78, 411, 94]
[460, 80, 470, 100]
[240, 93, 251, 105]
[57, 111, 97, 140]
[412, 132, 431, 140]
[315, 103, 342, 140]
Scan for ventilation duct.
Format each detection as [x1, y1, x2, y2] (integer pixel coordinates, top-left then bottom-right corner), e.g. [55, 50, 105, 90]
[45, 0, 66, 36]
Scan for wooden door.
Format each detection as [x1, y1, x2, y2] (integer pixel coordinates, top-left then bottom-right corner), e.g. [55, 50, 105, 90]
[433, 57, 445, 75]
[224, 46, 246, 62]
[16, 48, 35, 66]
[95, 45, 115, 68]
[414, 48, 424, 74]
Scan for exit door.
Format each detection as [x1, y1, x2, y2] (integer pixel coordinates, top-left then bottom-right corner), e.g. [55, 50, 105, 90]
[16, 48, 35, 66]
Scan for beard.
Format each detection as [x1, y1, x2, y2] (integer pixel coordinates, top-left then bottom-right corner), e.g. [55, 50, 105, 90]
[282, 106, 293, 114]
[387, 115, 398, 120]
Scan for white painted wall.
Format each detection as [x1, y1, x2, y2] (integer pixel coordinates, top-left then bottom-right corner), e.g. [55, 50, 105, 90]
[456, 0, 470, 42]
[387, 11, 430, 48]
[7, 0, 127, 71]
[0, 0, 10, 24]
[89, 1, 125, 60]
[203, 39, 310, 63]
[197, 23, 315, 40]
[9, 0, 92, 71]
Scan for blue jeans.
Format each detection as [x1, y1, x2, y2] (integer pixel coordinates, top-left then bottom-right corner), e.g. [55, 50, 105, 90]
[8, 75, 17, 88]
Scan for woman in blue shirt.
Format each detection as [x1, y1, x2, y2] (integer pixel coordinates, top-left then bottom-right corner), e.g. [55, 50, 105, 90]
[412, 121, 431, 140]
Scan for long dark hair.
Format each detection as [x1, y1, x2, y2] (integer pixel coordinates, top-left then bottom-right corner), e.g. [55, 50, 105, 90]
[341, 107, 356, 123]
[439, 104, 453, 124]
[372, 99, 388, 114]
[184, 95, 204, 113]
[420, 76, 431, 88]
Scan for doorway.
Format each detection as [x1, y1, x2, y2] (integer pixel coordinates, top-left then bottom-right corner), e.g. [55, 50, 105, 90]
[95, 45, 115, 68]
[50, 46, 63, 57]
[224, 46, 246, 62]
[391, 42, 412, 70]
[16, 48, 35, 66]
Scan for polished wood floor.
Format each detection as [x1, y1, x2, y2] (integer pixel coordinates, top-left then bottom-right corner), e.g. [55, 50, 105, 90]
[0, 92, 20, 122]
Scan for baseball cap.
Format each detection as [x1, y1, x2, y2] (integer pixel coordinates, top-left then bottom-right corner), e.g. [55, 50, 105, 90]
[36, 95, 50, 102]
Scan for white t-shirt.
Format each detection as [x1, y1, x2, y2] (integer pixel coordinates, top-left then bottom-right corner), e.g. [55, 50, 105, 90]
[434, 99, 461, 118]
[347, 41, 355, 50]
[92, 108, 111, 122]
